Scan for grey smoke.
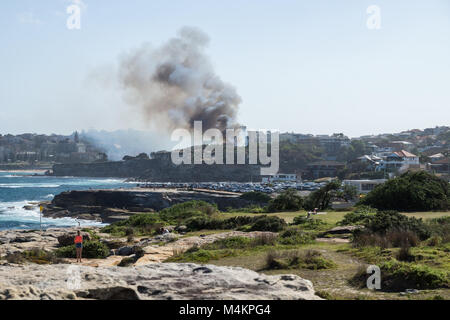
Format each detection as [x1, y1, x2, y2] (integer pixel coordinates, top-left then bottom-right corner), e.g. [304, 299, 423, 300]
[81, 129, 176, 161]
[118, 26, 242, 132]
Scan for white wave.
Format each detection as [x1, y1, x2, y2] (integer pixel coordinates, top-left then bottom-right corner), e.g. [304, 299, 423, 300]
[0, 183, 61, 188]
[0, 201, 105, 228]
[44, 194, 55, 199]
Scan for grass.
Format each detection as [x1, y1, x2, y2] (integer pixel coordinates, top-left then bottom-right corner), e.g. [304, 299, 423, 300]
[223, 210, 450, 225]
[401, 211, 450, 220]
[263, 249, 337, 271]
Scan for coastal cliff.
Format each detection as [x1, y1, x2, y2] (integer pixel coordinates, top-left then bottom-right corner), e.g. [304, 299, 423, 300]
[42, 189, 260, 223]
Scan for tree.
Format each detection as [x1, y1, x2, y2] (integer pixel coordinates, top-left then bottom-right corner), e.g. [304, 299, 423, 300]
[304, 180, 341, 210]
[360, 171, 449, 211]
[268, 189, 304, 212]
[341, 184, 358, 202]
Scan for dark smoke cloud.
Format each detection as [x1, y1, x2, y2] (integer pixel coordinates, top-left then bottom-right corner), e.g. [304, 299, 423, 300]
[118, 27, 241, 132]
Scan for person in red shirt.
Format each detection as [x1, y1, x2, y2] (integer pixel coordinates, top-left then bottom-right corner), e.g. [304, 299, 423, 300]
[74, 231, 83, 263]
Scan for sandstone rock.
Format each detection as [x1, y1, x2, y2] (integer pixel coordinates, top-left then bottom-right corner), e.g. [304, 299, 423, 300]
[322, 226, 363, 235]
[0, 263, 321, 300]
[175, 225, 187, 233]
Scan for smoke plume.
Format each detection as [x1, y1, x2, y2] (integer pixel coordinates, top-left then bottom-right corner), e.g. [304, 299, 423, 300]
[118, 27, 241, 132]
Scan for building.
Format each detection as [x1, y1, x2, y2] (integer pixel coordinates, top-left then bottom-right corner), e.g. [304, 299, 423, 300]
[427, 158, 450, 173]
[317, 133, 351, 156]
[377, 150, 419, 171]
[262, 173, 298, 183]
[429, 153, 445, 163]
[343, 179, 387, 194]
[306, 161, 346, 179]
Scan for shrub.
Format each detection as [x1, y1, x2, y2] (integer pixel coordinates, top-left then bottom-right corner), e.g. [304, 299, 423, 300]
[380, 260, 449, 290]
[360, 171, 449, 211]
[56, 240, 110, 259]
[267, 189, 303, 212]
[102, 201, 219, 236]
[252, 233, 278, 246]
[303, 180, 341, 211]
[168, 249, 224, 263]
[264, 250, 288, 270]
[397, 246, 414, 262]
[338, 206, 377, 226]
[352, 232, 391, 248]
[186, 215, 286, 232]
[292, 216, 326, 230]
[240, 191, 271, 203]
[203, 237, 253, 250]
[353, 229, 420, 249]
[362, 210, 430, 240]
[5, 249, 62, 265]
[427, 236, 442, 247]
[159, 200, 218, 223]
[264, 250, 336, 270]
[278, 229, 315, 245]
[250, 216, 286, 232]
[426, 216, 450, 243]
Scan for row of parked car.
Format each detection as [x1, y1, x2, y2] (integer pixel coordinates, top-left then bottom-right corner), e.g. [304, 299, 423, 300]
[137, 181, 328, 194]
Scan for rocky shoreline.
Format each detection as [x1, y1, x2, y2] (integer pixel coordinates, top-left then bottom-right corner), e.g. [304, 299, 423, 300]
[0, 227, 321, 300]
[41, 188, 262, 223]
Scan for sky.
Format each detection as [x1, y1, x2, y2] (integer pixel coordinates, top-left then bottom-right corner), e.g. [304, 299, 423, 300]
[0, 0, 449, 138]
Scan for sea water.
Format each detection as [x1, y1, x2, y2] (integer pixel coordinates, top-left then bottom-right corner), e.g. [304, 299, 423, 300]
[0, 171, 136, 230]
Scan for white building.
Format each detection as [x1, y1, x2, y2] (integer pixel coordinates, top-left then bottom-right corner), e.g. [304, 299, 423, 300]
[343, 179, 387, 194]
[377, 150, 419, 171]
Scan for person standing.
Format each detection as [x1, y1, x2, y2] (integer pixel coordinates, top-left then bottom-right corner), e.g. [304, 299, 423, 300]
[75, 231, 83, 263]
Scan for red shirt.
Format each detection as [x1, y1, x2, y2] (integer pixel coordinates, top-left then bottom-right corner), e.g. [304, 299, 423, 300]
[75, 236, 83, 244]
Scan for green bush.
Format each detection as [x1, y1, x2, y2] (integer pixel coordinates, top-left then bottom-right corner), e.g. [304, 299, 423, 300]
[55, 241, 110, 259]
[362, 210, 430, 240]
[338, 206, 377, 226]
[381, 260, 449, 290]
[292, 216, 326, 230]
[168, 248, 226, 263]
[185, 215, 286, 232]
[5, 248, 62, 265]
[159, 200, 218, 223]
[426, 216, 450, 243]
[203, 237, 253, 250]
[360, 171, 449, 211]
[267, 189, 304, 212]
[240, 191, 271, 203]
[250, 216, 286, 232]
[278, 229, 315, 245]
[226, 205, 267, 214]
[264, 250, 336, 270]
[303, 180, 341, 211]
[102, 201, 219, 236]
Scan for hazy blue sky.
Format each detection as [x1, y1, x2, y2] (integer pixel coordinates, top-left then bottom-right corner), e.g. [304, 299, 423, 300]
[1, 0, 449, 137]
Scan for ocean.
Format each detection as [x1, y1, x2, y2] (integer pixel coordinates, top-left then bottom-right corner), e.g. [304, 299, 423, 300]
[0, 171, 136, 230]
